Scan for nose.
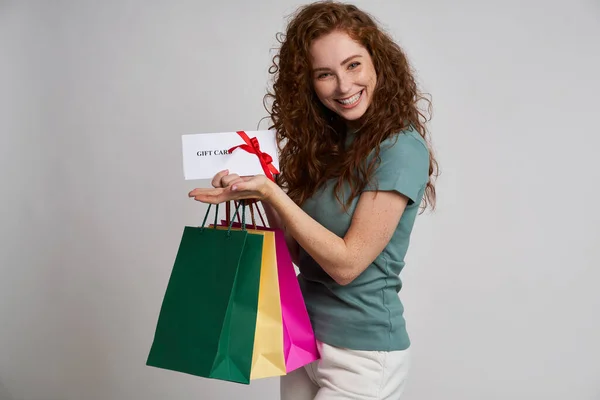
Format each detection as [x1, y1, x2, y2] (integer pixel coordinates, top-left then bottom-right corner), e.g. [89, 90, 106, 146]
[337, 73, 352, 95]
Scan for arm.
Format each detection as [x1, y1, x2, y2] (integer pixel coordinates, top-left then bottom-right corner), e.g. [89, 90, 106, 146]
[190, 177, 407, 285]
[190, 133, 427, 284]
[262, 180, 408, 285]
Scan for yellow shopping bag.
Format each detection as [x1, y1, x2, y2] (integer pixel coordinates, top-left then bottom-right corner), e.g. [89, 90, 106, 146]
[213, 225, 286, 379]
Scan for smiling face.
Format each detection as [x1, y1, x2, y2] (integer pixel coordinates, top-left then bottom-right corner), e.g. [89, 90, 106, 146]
[309, 30, 377, 127]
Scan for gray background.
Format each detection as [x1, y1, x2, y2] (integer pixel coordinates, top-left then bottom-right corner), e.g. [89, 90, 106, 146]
[1, 0, 599, 399]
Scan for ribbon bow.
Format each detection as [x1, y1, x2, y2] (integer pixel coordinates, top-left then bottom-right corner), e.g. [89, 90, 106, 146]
[228, 131, 279, 181]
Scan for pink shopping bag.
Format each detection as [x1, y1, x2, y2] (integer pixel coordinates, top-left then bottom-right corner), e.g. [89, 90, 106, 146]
[221, 218, 320, 372]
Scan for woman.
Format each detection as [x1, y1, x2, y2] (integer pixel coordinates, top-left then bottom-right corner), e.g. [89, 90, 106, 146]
[189, 1, 438, 399]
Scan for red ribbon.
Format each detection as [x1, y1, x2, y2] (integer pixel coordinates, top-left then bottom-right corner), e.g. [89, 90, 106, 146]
[228, 131, 279, 181]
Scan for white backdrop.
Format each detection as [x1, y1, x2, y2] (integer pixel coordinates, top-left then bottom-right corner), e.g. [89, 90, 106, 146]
[1, 0, 599, 399]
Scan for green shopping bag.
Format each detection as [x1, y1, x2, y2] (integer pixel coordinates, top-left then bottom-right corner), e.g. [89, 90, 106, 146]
[146, 201, 264, 384]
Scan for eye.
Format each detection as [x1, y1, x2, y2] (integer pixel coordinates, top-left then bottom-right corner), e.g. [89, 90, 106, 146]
[317, 72, 331, 79]
[348, 62, 360, 69]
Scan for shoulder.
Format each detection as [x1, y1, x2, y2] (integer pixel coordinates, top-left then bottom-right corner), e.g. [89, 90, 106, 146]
[379, 125, 429, 158]
[364, 125, 430, 202]
[372, 126, 430, 173]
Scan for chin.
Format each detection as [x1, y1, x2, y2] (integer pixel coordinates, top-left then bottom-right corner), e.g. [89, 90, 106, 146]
[338, 107, 367, 122]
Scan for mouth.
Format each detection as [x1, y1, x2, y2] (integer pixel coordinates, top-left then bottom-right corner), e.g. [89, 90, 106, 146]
[335, 90, 364, 109]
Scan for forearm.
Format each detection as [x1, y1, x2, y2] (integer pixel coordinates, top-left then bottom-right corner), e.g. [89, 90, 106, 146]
[264, 182, 354, 285]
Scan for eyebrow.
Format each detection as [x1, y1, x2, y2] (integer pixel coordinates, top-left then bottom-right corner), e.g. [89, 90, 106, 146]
[312, 54, 363, 72]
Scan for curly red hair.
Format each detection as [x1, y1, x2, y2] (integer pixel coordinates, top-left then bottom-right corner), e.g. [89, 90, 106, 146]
[264, 1, 438, 211]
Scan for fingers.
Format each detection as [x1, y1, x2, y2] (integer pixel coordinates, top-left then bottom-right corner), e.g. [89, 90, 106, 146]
[211, 169, 229, 188]
[188, 178, 247, 200]
[226, 177, 248, 190]
[190, 175, 266, 204]
[188, 184, 260, 203]
[189, 188, 243, 204]
[220, 173, 242, 188]
[190, 188, 231, 204]
[188, 187, 223, 198]
[211, 169, 246, 189]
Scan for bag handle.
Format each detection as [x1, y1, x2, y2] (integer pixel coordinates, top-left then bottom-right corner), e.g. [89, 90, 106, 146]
[254, 202, 267, 228]
[228, 200, 246, 235]
[249, 202, 256, 228]
[200, 200, 246, 237]
[244, 201, 267, 230]
[200, 203, 220, 230]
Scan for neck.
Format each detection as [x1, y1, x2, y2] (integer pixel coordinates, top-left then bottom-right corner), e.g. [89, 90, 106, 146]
[345, 119, 362, 134]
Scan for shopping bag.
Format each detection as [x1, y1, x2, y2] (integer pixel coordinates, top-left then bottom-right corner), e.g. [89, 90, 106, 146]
[222, 203, 319, 374]
[147, 202, 264, 384]
[211, 224, 287, 379]
[272, 229, 319, 372]
[248, 229, 287, 379]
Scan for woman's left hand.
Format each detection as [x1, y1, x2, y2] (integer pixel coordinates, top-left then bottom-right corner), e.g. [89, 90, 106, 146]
[188, 174, 274, 204]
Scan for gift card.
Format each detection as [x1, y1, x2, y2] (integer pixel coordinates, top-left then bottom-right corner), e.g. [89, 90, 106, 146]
[182, 130, 279, 181]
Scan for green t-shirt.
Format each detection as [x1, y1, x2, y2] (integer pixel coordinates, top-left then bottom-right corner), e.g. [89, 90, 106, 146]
[297, 126, 430, 351]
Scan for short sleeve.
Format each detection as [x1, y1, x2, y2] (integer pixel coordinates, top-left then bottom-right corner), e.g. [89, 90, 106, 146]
[363, 131, 430, 205]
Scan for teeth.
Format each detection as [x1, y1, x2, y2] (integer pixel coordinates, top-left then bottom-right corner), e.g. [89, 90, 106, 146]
[339, 91, 361, 105]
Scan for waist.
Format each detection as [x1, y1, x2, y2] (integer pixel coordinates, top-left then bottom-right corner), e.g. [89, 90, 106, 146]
[299, 277, 410, 351]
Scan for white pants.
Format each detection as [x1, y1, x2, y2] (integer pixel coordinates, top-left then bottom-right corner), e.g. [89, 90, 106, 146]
[280, 341, 411, 400]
